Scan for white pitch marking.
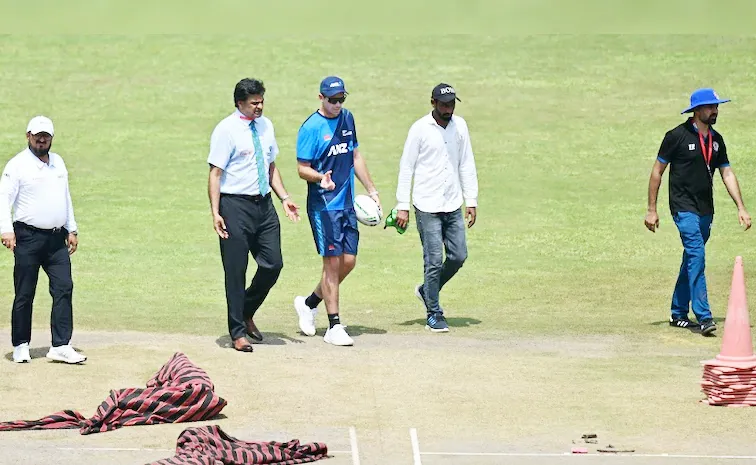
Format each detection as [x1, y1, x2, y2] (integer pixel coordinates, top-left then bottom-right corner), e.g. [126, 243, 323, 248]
[410, 428, 422, 465]
[57, 447, 173, 452]
[349, 426, 361, 465]
[420, 451, 756, 460]
[56, 446, 354, 454]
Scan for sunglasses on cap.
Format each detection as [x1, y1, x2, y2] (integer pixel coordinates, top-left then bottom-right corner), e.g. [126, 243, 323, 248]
[326, 96, 346, 104]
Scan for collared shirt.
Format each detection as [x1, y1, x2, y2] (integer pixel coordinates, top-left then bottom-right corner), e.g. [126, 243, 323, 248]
[0, 149, 77, 234]
[207, 110, 279, 196]
[657, 118, 730, 216]
[396, 112, 478, 213]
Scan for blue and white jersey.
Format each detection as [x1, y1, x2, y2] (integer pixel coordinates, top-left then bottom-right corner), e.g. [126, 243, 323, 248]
[296, 109, 358, 212]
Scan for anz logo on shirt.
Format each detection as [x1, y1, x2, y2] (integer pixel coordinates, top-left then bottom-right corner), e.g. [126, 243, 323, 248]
[327, 140, 354, 157]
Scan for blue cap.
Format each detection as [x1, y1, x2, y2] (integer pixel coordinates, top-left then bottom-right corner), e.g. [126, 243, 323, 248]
[681, 88, 730, 114]
[320, 76, 348, 97]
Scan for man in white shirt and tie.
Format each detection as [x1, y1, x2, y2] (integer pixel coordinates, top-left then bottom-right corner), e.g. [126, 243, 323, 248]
[207, 78, 300, 353]
[394, 83, 479, 333]
[0, 115, 86, 364]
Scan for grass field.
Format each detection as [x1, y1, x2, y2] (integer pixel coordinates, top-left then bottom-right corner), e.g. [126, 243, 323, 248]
[1, 28, 756, 465]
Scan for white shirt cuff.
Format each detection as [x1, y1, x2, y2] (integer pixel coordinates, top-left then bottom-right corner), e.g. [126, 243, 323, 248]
[396, 202, 411, 211]
[465, 198, 478, 208]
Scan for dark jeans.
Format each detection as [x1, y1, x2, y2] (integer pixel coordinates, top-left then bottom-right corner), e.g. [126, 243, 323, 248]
[415, 208, 468, 314]
[219, 194, 283, 340]
[11, 222, 74, 347]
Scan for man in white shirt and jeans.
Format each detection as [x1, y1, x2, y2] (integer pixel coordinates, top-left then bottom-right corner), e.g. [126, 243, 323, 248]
[0, 116, 86, 363]
[395, 83, 479, 332]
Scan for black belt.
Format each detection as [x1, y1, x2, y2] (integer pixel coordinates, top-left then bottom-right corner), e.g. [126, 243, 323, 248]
[220, 193, 271, 203]
[14, 222, 66, 233]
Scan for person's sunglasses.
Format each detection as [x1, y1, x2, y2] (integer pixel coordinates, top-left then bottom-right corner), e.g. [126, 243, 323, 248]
[327, 96, 346, 104]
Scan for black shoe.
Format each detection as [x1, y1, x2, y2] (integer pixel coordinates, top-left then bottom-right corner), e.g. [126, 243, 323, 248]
[700, 319, 717, 336]
[414, 284, 428, 310]
[669, 316, 699, 329]
[245, 318, 264, 342]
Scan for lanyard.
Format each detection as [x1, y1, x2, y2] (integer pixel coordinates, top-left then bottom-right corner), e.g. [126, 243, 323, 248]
[698, 130, 713, 170]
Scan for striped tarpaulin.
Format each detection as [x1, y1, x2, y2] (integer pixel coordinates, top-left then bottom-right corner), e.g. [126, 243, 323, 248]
[149, 425, 329, 465]
[0, 352, 227, 434]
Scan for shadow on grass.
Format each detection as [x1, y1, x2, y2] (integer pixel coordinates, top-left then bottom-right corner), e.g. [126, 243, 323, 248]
[397, 317, 482, 328]
[339, 325, 388, 336]
[215, 333, 305, 348]
[214, 325, 387, 348]
[4, 346, 88, 362]
[648, 317, 730, 337]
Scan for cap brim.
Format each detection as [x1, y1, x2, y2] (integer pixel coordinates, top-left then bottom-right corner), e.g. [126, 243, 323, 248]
[28, 128, 54, 136]
[435, 95, 461, 103]
[322, 90, 348, 97]
[681, 98, 730, 114]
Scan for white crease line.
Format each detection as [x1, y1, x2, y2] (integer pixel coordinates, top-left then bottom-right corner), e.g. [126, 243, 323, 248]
[420, 451, 756, 459]
[409, 428, 422, 465]
[56, 447, 352, 454]
[57, 447, 174, 452]
[349, 426, 361, 465]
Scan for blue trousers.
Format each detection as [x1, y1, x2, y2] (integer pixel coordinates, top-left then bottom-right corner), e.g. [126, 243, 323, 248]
[671, 211, 713, 322]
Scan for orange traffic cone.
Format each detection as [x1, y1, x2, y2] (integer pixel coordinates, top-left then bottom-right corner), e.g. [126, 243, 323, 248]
[703, 256, 756, 369]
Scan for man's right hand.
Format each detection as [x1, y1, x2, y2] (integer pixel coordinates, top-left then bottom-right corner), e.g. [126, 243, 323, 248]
[644, 210, 660, 232]
[396, 210, 409, 230]
[320, 171, 336, 191]
[213, 214, 229, 239]
[1, 232, 15, 251]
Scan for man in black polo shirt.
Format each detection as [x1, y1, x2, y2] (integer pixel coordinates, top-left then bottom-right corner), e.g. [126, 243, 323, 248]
[645, 88, 751, 336]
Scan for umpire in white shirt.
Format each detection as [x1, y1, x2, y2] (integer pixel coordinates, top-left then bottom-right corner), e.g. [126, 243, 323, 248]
[395, 83, 479, 333]
[0, 116, 86, 364]
[207, 78, 300, 353]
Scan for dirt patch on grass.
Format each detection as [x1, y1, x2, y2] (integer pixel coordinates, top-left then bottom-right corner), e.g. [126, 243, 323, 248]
[0, 329, 754, 465]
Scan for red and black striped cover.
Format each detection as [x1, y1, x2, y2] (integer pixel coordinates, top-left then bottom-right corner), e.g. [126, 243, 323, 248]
[0, 352, 227, 434]
[149, 425, 329, 465]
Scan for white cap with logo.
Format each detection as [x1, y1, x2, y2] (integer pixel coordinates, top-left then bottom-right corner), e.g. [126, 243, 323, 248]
[27, 115, 55, 137]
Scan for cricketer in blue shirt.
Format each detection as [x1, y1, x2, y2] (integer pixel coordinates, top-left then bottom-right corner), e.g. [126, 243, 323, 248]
[294, 76, 381, 347]
[296, 77, 379, 257]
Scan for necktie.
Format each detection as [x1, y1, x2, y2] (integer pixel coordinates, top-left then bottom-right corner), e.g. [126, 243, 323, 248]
[250, 121, 269, 196]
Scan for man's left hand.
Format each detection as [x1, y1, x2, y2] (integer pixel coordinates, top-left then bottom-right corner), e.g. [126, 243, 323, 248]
[67, 233, 78, 255]
[739, 208, 752, 231]
[466, 207, 477, 228]
[283, 198, 301, 222]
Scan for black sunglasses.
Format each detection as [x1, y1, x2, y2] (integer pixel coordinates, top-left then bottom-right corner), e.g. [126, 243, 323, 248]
[327, 96, 346, 104]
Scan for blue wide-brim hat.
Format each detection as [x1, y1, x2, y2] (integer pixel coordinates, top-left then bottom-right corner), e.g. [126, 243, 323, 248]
[681, 88, 731, 114]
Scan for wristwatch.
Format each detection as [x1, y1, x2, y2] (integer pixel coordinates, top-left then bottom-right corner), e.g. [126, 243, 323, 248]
[70, 231, 78, 236]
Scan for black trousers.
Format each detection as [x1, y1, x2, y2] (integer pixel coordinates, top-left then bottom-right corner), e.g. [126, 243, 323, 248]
[11, 222, 74, 347]
[219, 194, 283, 340]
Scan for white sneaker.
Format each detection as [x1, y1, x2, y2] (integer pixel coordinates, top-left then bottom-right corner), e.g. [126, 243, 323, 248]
[46, 345, 87, 364]
[12, 343, 31, 363]
[324, 324, 354, 346]
[294, 296, 317, 336]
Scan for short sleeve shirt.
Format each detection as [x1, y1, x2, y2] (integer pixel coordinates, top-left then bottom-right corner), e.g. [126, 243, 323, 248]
[296, 108, 358, 212]
[657, 118, 730, 216]
[207, 111, 279, 196]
